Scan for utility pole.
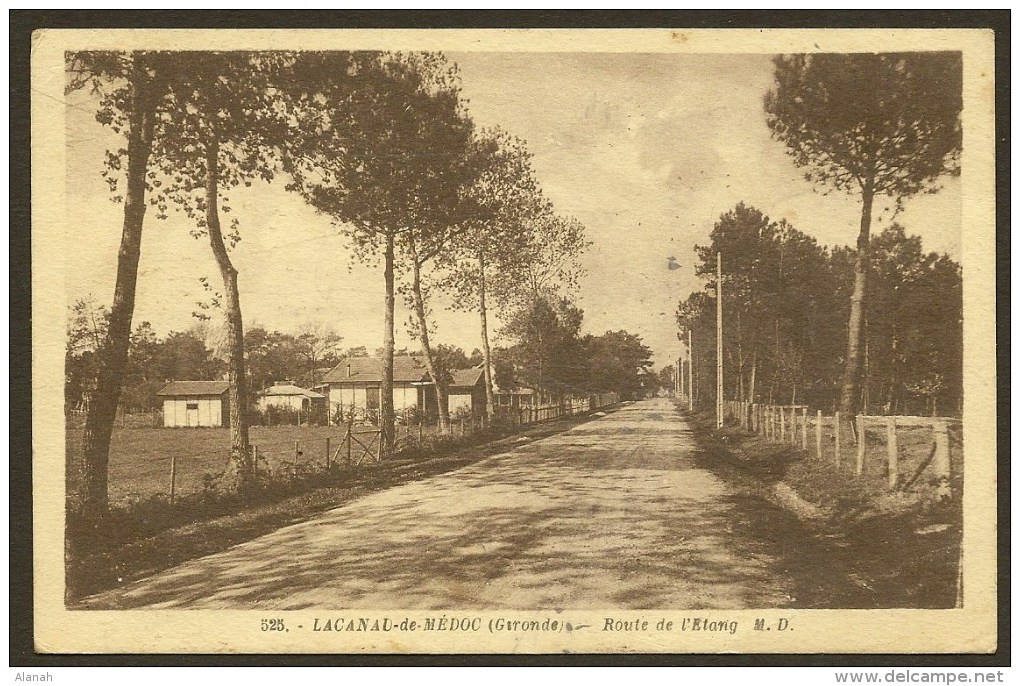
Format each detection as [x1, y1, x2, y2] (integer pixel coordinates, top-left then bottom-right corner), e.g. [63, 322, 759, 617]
[687, 329, 693, 412]
[716, 252, 723, 429]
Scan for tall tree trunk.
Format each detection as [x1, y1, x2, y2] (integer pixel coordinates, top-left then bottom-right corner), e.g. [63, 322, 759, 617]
[78, 56, 157, 524]
[736, 309, 745, 402]
[407, 240, 450, 432]
[380, 232, 395, 456]
[840, 181, 875, 416]
[477, 250, 496, 421]
[204, 136, 252, 489]
[749, 348, 758, 405]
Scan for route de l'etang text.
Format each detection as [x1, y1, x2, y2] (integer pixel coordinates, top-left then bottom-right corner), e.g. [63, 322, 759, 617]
[303, 616, 790, 635]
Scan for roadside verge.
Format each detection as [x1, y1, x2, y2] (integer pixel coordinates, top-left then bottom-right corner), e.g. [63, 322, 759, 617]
[682, 405, 962, 608]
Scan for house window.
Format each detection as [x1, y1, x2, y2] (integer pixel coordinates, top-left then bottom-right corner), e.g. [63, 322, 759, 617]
[187, 402, 199, 410]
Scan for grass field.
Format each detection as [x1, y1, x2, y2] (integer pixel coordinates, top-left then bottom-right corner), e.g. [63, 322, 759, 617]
[65, 424, 393, 505]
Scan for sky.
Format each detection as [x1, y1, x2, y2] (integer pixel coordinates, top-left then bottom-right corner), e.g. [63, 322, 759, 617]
[64, 52, 961, 368]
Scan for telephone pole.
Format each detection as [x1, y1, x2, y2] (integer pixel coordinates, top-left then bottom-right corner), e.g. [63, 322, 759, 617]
[687, 329, 693, 412]
[716, 252, 723, 429]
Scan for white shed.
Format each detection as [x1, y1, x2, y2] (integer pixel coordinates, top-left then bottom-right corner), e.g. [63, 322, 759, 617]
[157, 381, 230, 428]
[258, 382, 327, 413]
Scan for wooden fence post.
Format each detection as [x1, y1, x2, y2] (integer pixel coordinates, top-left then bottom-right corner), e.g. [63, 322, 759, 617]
[779, 407, 786, 443]
[855, 415, 866, 476]
[886, 417, 899, 489]
[253, 445, 259, 475]
[169, 454, 177, 508]
[295, 440, 300, 462]
[418, 419, 423, 443]
[834, 412, 841, 465]
[816, 410, 822, 459]
[346, 425, 352, 464]
[801, 407, 808, 449]
[325, 437, 331, 470]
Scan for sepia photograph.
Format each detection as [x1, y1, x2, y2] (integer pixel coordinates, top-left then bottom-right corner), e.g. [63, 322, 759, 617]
[28, 25, 998, 655]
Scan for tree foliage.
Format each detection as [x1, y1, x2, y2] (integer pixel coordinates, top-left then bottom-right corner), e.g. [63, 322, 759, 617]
[677, 203, 962, 415]
[764, 51, 963, 415]
[764, 53, 962, 202]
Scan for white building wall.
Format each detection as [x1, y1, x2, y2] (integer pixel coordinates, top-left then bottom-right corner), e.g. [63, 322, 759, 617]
[449, 392, 473, 415]
[260, 395, 305, 412]
[163, 399, 177, 427]
[393, 386, 417, 412]
[329, 383, 424, 423]
[163, 396, 223, 427]
[210, 396, 223, 426]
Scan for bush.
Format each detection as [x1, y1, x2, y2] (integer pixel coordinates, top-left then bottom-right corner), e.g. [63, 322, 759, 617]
[253, 403, 325, 427]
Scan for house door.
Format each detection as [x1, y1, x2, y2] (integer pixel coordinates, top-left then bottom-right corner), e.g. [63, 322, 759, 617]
[186, 401, 200, 427]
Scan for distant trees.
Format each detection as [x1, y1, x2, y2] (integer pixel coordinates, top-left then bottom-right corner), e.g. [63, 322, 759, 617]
[497, 295, 654, 401]
[296, 323, 343, 387]
[245, 325, 341, 394]
[583, 330, 655, 400]
[66, 312, 223, 414]
[657, 364, 677, 392]
[65, 296, 110, 414]
[764, 52, 962, 415]
[677, 202, 962, 415]
[864, 224, 962, 416]
[67, 316, 341, 415]
[690, 203, 844, 406]
[500, 296, 586, 393]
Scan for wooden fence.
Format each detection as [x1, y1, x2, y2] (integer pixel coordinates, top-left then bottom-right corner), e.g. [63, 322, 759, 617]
[502, 392, 620, 427]
[721, 400, 961, 495]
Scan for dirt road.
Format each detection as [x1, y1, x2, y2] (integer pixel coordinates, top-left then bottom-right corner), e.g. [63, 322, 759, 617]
[82, 398, 804, 610]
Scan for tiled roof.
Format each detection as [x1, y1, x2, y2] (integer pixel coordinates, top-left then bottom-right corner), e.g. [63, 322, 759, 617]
[261, 384, 325, 399]
[157, 381, 230, 396]
[322, 356, 431, 384]
[450, 367, 484, 388]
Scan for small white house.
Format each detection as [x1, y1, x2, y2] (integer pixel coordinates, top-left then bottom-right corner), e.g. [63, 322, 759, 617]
[157, 381, 230, 428]
[322, 356, 433, 422]
[448, 367, 486, 418]
[258, 382, 327, 413]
